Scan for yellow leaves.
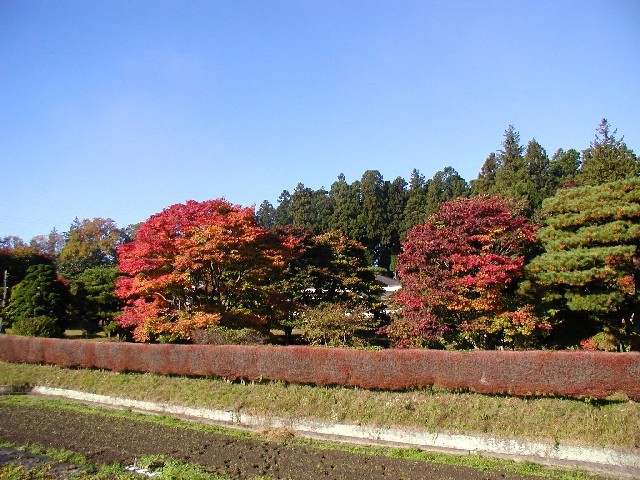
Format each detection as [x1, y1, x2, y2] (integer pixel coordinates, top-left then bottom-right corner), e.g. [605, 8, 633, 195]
[169, 312, 221, 340]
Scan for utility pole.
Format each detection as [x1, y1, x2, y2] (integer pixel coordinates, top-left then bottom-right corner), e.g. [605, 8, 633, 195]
[1, 270, 7, 332]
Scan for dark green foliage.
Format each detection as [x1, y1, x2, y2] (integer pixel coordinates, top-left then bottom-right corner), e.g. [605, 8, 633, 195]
[291, 183, 315, 228]
[11, 315, 64, 337]
[0, 246, 56, 332]
[358, 170, 387, 266]
[289, 183, 333, 233]
[311, 187, 334, 233]
[424, 166, 469, 217]
[256, 200, 276, 229]
[329, 174, 362, 238]
[550, 148, 580, 188]
[523, 178, 640, 349]
[266, 168, 472, 272]
[272, 227, 383, 339]
[578, 119, 638, 186]
[380, 176, 407, 272]
[274, 190, 294, 227]
[471, 128, 571, 216]
[402, 169, 429, 237]
[69, 266, 122, 334]
[6, 264, 68, 335]
[281, 228, 382, 309]
[0, 247, 53, 294]
[522, 139, 553, 211]
[492, 125, 527, 200]
[470, 153, 499, 196]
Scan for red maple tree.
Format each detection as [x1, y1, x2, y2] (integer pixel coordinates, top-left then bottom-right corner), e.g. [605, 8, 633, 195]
[116, 199, 292, 342]
[385, 196, 548, 348]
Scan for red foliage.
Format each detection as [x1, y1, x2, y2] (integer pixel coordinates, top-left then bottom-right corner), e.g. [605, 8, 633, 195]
[1, 335, 639, 401]
[387, 196, 539, 348]
[116, 199, 292, 341]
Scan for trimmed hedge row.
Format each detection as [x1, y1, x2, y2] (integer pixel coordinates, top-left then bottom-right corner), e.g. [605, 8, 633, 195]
[1, 335, 639, 400]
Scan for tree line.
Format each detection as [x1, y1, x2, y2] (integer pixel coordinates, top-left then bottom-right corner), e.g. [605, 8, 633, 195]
[257, 119, 638, 271]
[1, 119, 638, 350]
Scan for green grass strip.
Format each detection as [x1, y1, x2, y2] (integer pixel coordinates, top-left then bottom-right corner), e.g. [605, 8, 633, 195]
[1, 361, 638, 450]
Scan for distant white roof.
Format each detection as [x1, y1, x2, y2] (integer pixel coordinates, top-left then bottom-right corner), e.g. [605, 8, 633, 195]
[375, 275, 401, 292]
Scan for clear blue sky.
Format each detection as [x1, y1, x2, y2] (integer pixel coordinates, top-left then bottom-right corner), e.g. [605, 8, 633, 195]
[1, 0, 639, 241]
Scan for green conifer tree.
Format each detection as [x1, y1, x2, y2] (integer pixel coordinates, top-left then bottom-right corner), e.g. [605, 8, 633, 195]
[549, 148, 580, 188]
[403, 169, 429, 237]
[523, 178, 640, 349]
[7, 264, 69, 335]
[425, 166, 469, 216]
[579, 119, 638, 186]
[470, 153, 500, 196]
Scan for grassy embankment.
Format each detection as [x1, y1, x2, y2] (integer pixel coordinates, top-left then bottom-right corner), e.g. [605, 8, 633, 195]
[0, 360, 638, 450]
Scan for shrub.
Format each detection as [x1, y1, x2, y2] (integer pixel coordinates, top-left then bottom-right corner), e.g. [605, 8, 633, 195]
[580, 330, 619, 351]
[191, 326, 269, 345]
[301, 303, 378, 347]
[11, 315, 64, 338]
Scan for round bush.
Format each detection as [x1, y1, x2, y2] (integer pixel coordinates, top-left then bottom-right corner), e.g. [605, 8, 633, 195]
[11, 315, 64, 338]
[192, 326, 269, 345]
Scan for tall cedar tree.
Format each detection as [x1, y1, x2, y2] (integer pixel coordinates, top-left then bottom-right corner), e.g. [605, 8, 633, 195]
[387, 196, 543, 349]
[523, 139, 553, 211]
[255, 200, 276, 229]
[523, 178, 640, 350]
[425, 166, 469, 217]
[550, 148, 580, 189]
[382, 176, 408, 270]
[274, 190, 294, 227]
[291, 183, 315, 229]
[403, 169, 429, 237]
[358, 170, 387, 267]
[329, 174, 362, 239]
[578, 119, 638, 186]
[492, 125, 526, 200]
[116, 199, 292, 342]
[470, 153, 500, 196]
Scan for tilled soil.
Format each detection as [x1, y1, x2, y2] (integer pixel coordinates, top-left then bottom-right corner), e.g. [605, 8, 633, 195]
[0, 446, 87, 477]
[0, 397, 559, 480]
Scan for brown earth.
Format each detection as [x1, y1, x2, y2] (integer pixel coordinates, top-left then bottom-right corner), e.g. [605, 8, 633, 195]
[0, 397, 575, 480]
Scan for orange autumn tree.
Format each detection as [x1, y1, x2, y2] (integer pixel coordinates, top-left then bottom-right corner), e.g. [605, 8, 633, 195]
[116, 199, 292, 342]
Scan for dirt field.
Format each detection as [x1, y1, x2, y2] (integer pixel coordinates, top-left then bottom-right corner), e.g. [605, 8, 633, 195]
[0, 396, 577, 480]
